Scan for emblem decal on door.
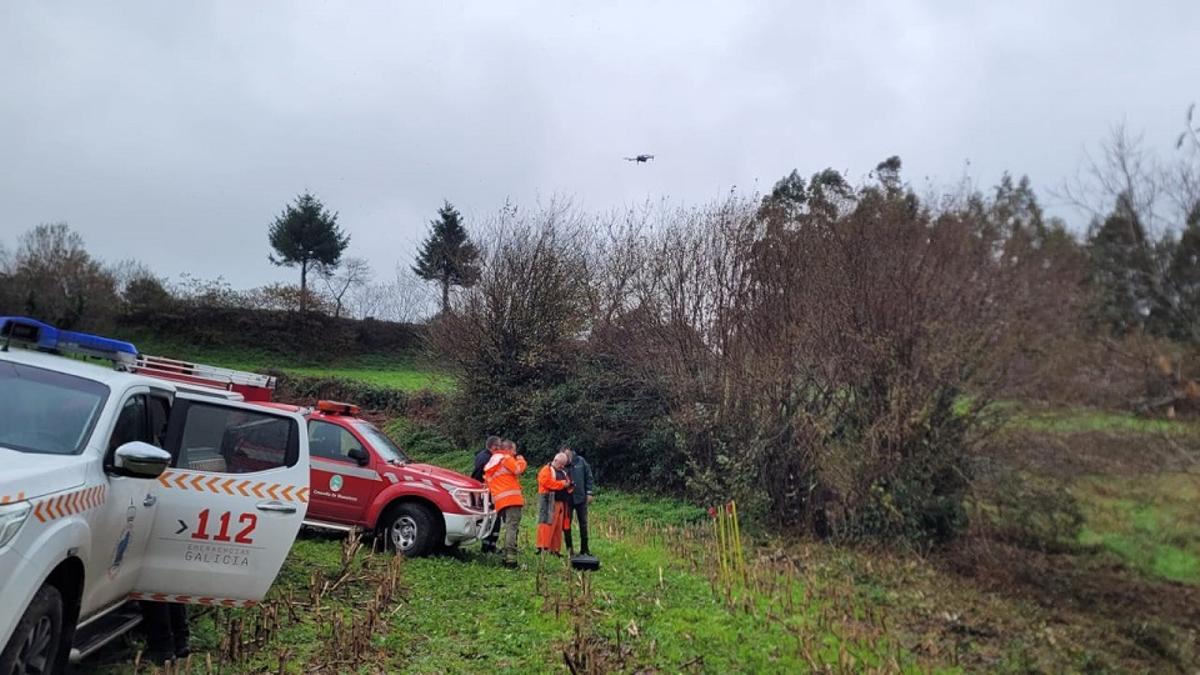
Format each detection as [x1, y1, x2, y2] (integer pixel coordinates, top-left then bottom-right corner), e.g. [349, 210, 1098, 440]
[329, 475, 344, 492]
[108, 503, 137, 579]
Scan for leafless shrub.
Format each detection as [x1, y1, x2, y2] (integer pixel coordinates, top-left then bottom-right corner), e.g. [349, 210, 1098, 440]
[317, 256, 372, 319]
[348, 267, 437, 323]
[437, 166, 1082, 542]
[430, 201, 594, 439]
[598, 172, 1072, 539]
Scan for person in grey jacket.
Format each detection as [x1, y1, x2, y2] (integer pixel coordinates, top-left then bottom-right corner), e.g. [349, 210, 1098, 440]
[561, 446, 595, 556]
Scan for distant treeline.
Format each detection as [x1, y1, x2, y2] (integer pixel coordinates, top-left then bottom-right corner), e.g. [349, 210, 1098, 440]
[0, 224, 422, 357]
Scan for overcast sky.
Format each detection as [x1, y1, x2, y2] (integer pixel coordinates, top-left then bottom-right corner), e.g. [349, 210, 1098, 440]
[2, 1, 1197, 289]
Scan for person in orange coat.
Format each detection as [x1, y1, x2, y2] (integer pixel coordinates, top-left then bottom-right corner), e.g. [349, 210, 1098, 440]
[536, 452, 573, 555]
[483, 439, 527, 567]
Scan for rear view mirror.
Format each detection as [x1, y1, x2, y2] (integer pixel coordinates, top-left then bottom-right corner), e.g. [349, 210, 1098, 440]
[348, 447, 370, 466]
[113, 441, 172, 479]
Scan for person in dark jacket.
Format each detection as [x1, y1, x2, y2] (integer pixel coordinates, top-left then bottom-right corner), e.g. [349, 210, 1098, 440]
[474, 436, 501, 552]
[561, 447, 595, 556]
[473, 436, 500, 481]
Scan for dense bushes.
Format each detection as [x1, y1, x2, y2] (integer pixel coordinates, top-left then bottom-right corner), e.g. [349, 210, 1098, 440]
[428, 208, 686, 485]
[433, 165, 1081, 545]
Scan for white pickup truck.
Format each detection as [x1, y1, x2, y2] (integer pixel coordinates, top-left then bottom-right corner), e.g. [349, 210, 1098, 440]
[0, 317, 310, 673]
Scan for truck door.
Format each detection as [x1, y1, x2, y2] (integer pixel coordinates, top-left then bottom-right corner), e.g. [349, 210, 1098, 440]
[134, 395, 309, 605]
[307, 419, 380, 524]
[84, 387, 164, 614]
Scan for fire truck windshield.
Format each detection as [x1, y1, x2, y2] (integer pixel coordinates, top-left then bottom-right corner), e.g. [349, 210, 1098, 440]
[352, 420, 410, 465]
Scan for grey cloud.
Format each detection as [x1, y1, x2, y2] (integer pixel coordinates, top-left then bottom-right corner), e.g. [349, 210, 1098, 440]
[2, 1, 1197, 288]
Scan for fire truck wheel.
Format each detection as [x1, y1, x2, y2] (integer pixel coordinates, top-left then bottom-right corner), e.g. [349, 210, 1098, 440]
[0, 585, 64, 675]
[382, 502, 441, 557]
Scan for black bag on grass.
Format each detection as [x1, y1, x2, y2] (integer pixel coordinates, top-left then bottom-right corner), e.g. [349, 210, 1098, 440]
[570, 553, 600, 571]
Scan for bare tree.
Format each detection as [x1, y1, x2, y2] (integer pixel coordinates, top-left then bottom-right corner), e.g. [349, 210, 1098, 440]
[8, 223, 120, 329]
[318, 256, 372, 319]
[429, 200, 593, 433]
[347, 267, 436, 323]
[1060, 125, 1200, 342]
[1171, 103, 1200, 223]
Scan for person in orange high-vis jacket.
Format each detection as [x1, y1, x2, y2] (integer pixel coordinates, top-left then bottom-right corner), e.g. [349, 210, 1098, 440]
[536, 452, 573, 555]
[484, 439, 527, 567]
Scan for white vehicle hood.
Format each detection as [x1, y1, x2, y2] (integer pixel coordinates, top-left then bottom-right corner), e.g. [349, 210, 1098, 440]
[0, 446, 86, 502]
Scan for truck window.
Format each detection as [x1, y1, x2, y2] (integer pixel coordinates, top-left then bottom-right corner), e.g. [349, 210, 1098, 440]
[308, 420, 366, 462]
[169, 401, 299, 473]
[351, 420, 409, 465]
[147, 395, 171, 446]
[0, 360, 108, 455]
[108, 395, 148, 452]
[103, 394, 173, 470]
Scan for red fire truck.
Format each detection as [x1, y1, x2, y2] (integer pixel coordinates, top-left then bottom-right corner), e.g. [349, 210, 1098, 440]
[260, 400, 493, 556]
[136, 356, 494, 556]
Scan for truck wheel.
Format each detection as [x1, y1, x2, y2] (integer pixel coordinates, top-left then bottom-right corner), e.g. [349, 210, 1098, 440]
[0, 585, 64, 675]
[381, 503, 440, 557]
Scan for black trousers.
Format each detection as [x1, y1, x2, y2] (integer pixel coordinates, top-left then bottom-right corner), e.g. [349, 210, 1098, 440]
[563, 500, 589, 554]
[483, 511, 501, 550]
[141, 601, 189, 652]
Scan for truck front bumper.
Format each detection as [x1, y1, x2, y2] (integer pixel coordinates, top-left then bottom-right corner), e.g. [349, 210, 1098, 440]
[442, 511, 496, 546]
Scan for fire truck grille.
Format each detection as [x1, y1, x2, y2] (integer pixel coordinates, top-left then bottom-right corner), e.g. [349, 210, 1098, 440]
[466, 489, 490, 512]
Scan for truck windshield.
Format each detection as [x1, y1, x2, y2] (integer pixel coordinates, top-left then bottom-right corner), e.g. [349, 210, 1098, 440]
[352, 421, 410, 465]
[0, 361, 109, 455]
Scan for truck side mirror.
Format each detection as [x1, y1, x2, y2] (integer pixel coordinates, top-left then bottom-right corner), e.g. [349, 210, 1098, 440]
[113, 441, 172, 479]
[348, 447, 370, 466]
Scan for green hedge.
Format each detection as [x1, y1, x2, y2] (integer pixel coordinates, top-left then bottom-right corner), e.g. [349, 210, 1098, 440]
[119, 306, 423, 359]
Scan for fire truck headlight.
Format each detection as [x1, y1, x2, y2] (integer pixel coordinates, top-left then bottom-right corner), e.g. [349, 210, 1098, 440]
[440, 484, 481, 513]
[440, 485, 471, 511]
[0, 501, 32, 549]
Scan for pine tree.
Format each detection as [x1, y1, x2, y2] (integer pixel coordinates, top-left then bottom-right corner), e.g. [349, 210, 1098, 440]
[1086, 193, 1159, 334]
[268, 192, 349, 312]
[412, 201, 480, 314]
[1167, 202, 1200, 342]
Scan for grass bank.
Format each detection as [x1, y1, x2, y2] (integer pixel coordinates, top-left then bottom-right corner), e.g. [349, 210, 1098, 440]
[123, 336, 455, 393]
[1075, 472, 1200, 584]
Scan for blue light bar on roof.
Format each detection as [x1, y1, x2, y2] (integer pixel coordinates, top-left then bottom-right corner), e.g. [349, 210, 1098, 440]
[0, 316, 138, 365]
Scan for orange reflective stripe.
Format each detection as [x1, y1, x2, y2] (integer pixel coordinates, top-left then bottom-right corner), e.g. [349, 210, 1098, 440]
[494, 489, 522, 500]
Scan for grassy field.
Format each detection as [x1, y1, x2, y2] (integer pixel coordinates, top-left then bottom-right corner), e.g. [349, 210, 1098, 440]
[123, 336, 456, 392]
[1010, 406, 1199, 436]
[106, 488, 940, 673]
[1075, 473, 1200, 584]
[1004, 406, 1200, 586]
